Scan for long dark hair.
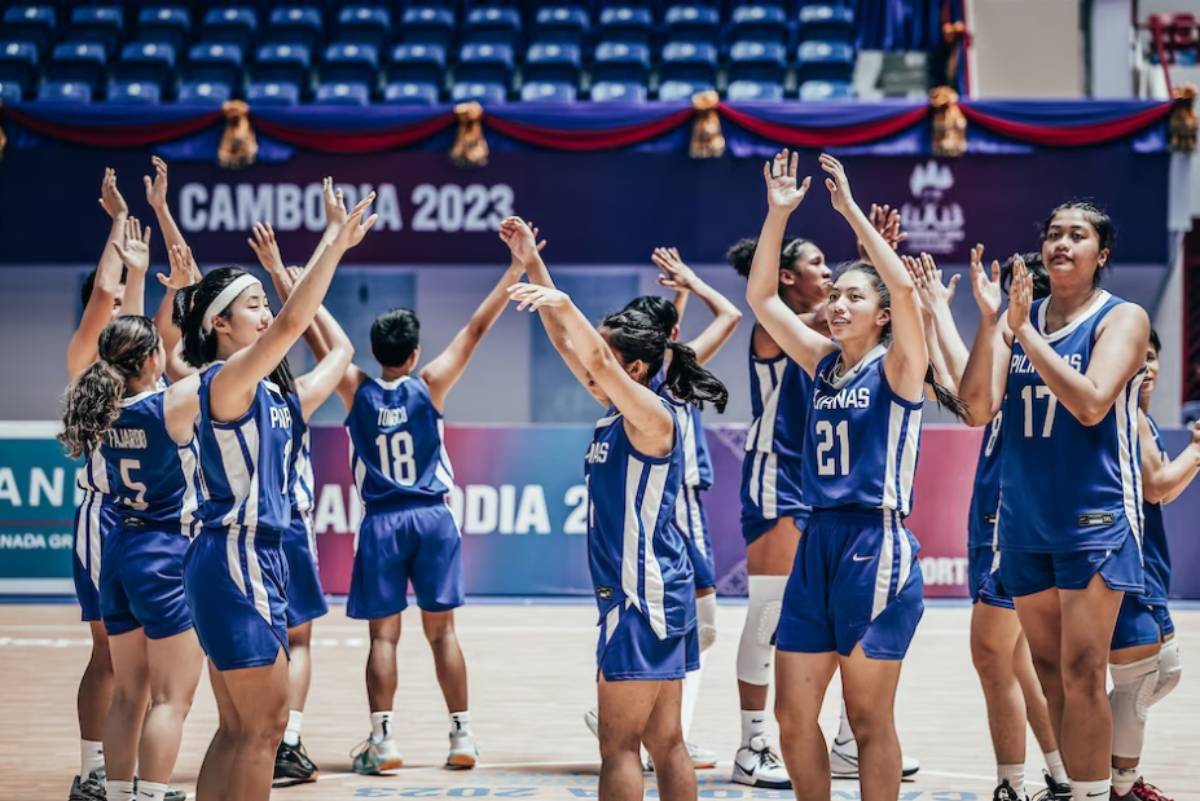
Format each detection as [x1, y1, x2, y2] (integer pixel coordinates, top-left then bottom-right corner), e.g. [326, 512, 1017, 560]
[59, 316, 159, 458]
[840, 262, 968, 420]
[600, 308, 728, 413]
[624, 295, 679, 336]
[1040, 201, 1114, 287]
[726, 236, 811, 279]
[1001, 252, 1051, 300]
[174, 266, 295, 394]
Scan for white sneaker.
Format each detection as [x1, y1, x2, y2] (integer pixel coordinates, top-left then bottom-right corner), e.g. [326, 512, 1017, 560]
[351, 737, 404, 774]
[829, 735, 920, 778]
[732, 735, 791, 789]
[584, 708, 599, 738]
[446, 729, 479, 770]
[644, 741, 718, 772]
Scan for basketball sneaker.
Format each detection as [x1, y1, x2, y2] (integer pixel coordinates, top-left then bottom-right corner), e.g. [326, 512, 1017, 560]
[351, 737, 404, 774]
[1128, 778, 1173, 801]
[644, 741, 719, 772]
[164, 789, 188, 801]
[274, 738, 319, 782]
[584, 708, 599, 738]
[829, 735, 921, 778]
[1030, 772, 1071, 801]
[732, 735, 791, 789]
[446, 729, 479, 770]
[69, 770, 106, 801]
[992, 779, 1028, 801]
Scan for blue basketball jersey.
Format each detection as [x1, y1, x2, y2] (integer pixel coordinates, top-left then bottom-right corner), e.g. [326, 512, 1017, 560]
[585, 404, 694, 639]
[196, 364, 296, 534]
[652, 371, 713, 490]
[802, 345, 923, 514]
[1139, 414, 1170, 604]
[286, 392, 315, 515]
[967, 412, 1004, 549]
[998, 292, 1144, 553]
[346, 375, 453, 509]
[745, 344, 810, 461]
[101, 389, 201, 535]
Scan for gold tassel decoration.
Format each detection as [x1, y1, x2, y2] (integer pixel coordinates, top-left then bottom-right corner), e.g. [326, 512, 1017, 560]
[450, 102, 488, 168]
[689, 89, 725, 159]
[218, 100, 257, 169]
[930, 86, 967, 158]
[1170, 83, 1197, 153]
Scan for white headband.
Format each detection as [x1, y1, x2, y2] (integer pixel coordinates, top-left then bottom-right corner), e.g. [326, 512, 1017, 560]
[201, 274, 262, 334]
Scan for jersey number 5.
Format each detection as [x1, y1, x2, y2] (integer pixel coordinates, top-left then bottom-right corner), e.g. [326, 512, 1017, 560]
[118, 459, 148, 511]
[376, 431, 417, 485]
[815, 420, 850, 476]
[1020, 385, 1058, 438]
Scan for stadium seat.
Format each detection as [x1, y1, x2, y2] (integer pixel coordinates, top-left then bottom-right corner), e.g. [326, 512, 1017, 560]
[664, 5, 721, 47]
[337, 6, 391, 49]
[729, 40, 786, 83]
[521, 80, 577, 103]
[315, 81, 370, 105]
[731, 5, 788, 46]
[451, 81, 507, 104]
[533, 6, 590, 47]
[726, 79, 784, 101]
[799, 79, 854, 101]
[247, 79, 300, 105]
[591, 80, 647, 103]
[660, 41, 717, 85]
[401, 7, 456, 49]
[178, 80, 233, 104]
[322, 43, 379, 86]
[187, 43, 244, 88]
[0, 40, 38, 94]
[593, 41, 650, 84]
[0, 80, 22, 102]
[389, 43, 446, 85]
[136, 8, 191, 54]
[525, 42, 581, 84]
[464, 6, 522, 48]
[65, 6, 124, 58]
[267, 6, 323, 50]
[457, 42, 514, 85]
[2, 5, 56, 56]
[383, 80, 439, 105]
[658, 79, 714, 102]
[255, 43, 311, 87]
[799, 4, 856, 44]
[37, 79, 91, 102]
[798, 40, 855, 82]
[118, 42, 176, 90]
[200, 7, 258, 51]
[598, 6, 654, 46]
[47, 42, 107, 96]
[108, 80, 162, 104]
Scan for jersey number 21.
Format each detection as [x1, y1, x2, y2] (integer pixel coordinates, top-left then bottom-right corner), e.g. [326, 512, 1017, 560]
[815, 420, 850, 476]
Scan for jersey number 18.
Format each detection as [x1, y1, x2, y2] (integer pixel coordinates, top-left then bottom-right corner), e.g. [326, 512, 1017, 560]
[376, 431, 417, 485]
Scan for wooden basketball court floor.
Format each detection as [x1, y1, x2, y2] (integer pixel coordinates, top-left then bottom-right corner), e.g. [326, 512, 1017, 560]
[1, 601, 1197, 801]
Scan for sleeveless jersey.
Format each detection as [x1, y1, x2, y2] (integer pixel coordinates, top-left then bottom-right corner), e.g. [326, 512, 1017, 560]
[801, 345, 923, 514]
[1139, 415, 1171, 604]
[585, 404, 694, 638]
[101, 389, 201, 535]
[196, 364, 296, 534]
[998, 292, 1143, 553]
[286, 391, 315, 515]
[346, 375, 453, 509]
[75, 447, 113, 571]
[967, 412, 1004, 549]
[652, 371, 713, 490]
[744, 343, 810, 461]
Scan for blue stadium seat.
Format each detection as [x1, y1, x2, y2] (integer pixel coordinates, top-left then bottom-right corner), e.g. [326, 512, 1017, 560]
[799, 79, 854, 101]
[591, 81, 647, 103]
[118, 42, 177, 89]
[401, 7, 456, 49]
[521, 80, 577, 103]
[799, 4, 856, 44]
[66, 6, 124, 58]
[247, 79, 300, 105]
[729, 40, 786, 82]
[383, 80, 439, 105]
[389, 43, 445, 85]
[137, 8, 191, 54]
[0, 80, 22, 102]
[188, 43, 244, 88]
[47, 42, 107, 96]
[798, 40, 855, 81]
[337, 6, 391, 49]
[200, 7, 258, 51]
[593, 41, 650, 83]
[322, 43, 379, 86]
[0, 40, 39, 94]
[664, 5, 720, 47]
[37, 79, 91, 103]
[178, 80, 233, 104]
[316, 81, 370, 105]
[525, 42, 581, 84]
[533, 6, 590, 47]
[726, 79, 784, 102]
[451, 81, 507, 104]
[108, 80, 162, 104]
[731, 5, 789, 45]
[2, 6, 56, 56]
[598, 6, 654, 46]
[661, 41, 717, 85]
[267, 6, 323, 50]
[464, 6, 522, 47]
[457, 42, 514, 85]
[255, 43, 311, 87]
[658, 79, 714, 102]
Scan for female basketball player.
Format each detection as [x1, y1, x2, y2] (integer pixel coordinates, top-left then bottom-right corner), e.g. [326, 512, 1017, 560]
[746, 150, 950, 801]
[60, 314, 205, 801]
[501, 215, 728, 801]
[959, 202, 1150, 801]
[1108, 330, 1198, 801]
[172, 194, 375, 801]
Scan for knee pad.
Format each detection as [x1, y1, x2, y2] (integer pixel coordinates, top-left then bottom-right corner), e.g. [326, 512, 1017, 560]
[736, 575, 787, 685]
[1148, 639, 1182, 707]
[1108, 655, 1158, 759]
[697, 593, 718, 653]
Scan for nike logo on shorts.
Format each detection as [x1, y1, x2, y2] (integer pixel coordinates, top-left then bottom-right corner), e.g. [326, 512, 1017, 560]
[851, 553, 873, 562]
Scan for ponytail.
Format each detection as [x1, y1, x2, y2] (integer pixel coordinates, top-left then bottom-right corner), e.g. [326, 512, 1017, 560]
[665, 341, 728, 413]
[923, 365, 968, 421]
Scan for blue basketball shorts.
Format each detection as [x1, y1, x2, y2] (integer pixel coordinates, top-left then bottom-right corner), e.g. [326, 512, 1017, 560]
[968, 545, 1015, 610]
[740, 450, 810, 545]
[675, 486, 715, 590]
[282, 510, 328, 628]
[1111, 595, 1175, 651]
[100, 523, 192, 640]
[1001, 532, 1143, 598]
[73, 492, 119, 622]
[596, 602, 700, 682]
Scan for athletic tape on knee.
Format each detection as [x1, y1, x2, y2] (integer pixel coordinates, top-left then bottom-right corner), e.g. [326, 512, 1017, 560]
[737, 575, 787, 685]
[697, 593, 718, 652]
[1148, 639, 1181, 707]
[1109, 655, 1159, 759]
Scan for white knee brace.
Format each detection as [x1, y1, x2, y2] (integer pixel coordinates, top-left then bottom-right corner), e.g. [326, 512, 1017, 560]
[1148, 639, 1182, 707]
[697, 593, 718, 653]
[736, 575, 787, 685]
[1109, 655, 1159, 759]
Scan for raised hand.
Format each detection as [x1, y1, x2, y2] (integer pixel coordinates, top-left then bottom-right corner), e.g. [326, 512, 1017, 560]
[969, 244, 1003, 320]
[98, 168, 129, 219]
[498, 216, 541, 264]
[143, 156, 168, 211]
[872, 203, 906, 251]
[762, 148, 811, 212]
[331, 193, 378, 250]
[818, 153, 856, 216]
[652, 246, 697, 291]
[507, 282, 568, 312]
[901, 255, 931, 320]
[112, 216, 151, 272]
[322, 177, 348, 232]
[159, 244, 197, 289]
[910, 251, 960, 308]
[247, 222, 285, 273]
[1005, 254, 1033, 333]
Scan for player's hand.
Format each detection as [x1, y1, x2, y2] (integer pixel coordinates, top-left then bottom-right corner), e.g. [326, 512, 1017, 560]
[248, 222, 285, 274]
[909, 251, 959, 309]
[969, 244, 1003, 321]
[331, 193, 378, 251]
[507, 283, 568, 312]
[763, 149, 811, 213]
[498, 216, 542, 264]
[99, 168, 129, 219]
[818, 152, 857, 216]
[159, 243, 197, 290]
[112, 217, 151, 273]
[1006, 254, 1033, 333]
[652, 247, 696, 291]
[143, 156, 168, 211]
[323, 177, 348, 234]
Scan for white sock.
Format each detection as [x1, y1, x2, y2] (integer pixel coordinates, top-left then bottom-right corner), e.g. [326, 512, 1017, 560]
[1044, 750, 1069, 784]
[835, 700, 855, 747]
[450, 710, 472, 734]
[1070, 778, 1110, 801]
[81, 739, 104, 778]
[740, 709, 767, 746]
[105, 779, 135, 801]
[998, 763, 1025, 794]
[370, 711, 393, 742]
[136, 780, 168, 801]
[680, 652, 707, 741]
[1112, 767, 1139, 797]
[283, 709, 303, 747]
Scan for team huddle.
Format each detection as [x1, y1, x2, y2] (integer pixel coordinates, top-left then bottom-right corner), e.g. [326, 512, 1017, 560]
[55, 151, 1197, 801]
